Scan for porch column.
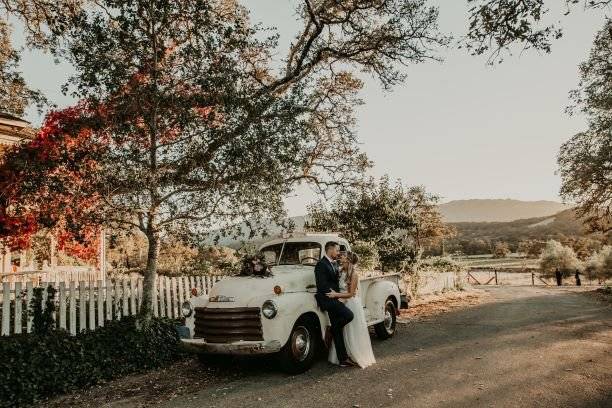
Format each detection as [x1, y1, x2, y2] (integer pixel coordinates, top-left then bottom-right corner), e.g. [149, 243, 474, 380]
[1, 246, 10, 274]
[50, 235, 58, 267]
[99, 229, 107, 285]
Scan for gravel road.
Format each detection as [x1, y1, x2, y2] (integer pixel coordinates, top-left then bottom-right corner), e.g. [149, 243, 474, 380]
[160, 286, 611, 408]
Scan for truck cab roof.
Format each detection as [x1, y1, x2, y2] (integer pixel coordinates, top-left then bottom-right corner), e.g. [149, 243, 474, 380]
[258, 233, 350, 253]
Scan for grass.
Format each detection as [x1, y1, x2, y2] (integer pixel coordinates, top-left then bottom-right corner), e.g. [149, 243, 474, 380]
[454, 254, 539, 270]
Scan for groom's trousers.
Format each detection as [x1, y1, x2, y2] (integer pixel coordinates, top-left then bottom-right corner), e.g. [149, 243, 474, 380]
[326, 299, 354, 362]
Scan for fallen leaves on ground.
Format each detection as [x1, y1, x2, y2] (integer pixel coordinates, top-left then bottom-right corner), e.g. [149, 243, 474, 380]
[399, 289, 490, 322]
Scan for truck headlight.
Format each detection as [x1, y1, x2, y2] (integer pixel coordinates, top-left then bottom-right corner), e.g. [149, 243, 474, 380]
[181, 301, 194, 317]
[262, 300, 277, 319]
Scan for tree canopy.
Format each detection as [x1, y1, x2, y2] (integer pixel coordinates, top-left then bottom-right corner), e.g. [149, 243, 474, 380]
[0, 0, 447, 317]
[465, 0, 611, 63]
[306, 177, 454, 271]
[559, 19, 612, 233]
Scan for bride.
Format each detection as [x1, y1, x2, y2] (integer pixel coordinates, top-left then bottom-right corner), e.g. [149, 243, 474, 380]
[327, 252, 376, 368]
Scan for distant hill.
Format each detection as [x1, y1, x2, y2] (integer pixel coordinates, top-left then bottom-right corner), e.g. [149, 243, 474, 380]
[450, 209, 586, 242]
[210, 200, 577, 248]
[439, 199, 572, 223]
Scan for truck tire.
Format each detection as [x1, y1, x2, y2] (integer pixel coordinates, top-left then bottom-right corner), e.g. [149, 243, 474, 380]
[374, 298, 397, 339]
[278, 316, 318, 374]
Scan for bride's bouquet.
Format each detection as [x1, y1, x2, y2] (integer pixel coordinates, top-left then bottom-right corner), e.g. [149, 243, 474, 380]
[238, 253, 273, 277]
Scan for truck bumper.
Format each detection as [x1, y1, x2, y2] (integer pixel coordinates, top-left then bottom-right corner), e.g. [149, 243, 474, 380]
[181, 338, 282, 355]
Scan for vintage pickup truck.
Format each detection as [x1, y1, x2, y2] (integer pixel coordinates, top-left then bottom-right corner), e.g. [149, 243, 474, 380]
[180, 234, 405, 373]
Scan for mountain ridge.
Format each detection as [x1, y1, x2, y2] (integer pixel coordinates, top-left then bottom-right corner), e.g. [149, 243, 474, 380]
[439, 199, 572, 223]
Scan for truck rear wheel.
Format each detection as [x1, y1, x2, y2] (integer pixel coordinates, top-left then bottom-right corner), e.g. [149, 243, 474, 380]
[374, 298, 397, 339]
[278, 316, 318, 374]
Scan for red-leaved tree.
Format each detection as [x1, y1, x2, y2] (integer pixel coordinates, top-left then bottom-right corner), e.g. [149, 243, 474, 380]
[0, 105, 103, 262]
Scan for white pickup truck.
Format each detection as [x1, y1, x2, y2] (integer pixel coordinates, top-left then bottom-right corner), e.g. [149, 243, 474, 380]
[180, 234, 405, 373]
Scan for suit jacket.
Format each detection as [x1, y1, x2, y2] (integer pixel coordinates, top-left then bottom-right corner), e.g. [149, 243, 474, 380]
[314, 256, 339, 311]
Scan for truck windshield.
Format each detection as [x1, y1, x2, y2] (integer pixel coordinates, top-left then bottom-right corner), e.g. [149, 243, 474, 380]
[260, 242, 322, 266]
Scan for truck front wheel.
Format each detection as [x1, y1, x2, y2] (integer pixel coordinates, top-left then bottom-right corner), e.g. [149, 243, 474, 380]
[374, 298, 397, 339]
[278, 316, 318, 374]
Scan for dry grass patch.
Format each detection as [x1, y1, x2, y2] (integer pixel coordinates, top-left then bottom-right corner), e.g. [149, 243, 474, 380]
[400, 289, 490, 322]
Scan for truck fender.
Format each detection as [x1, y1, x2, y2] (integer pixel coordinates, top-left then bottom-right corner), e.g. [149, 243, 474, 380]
[185, 295, 209, 338]
[262, 292, 328, 347]
[364, 280, 401, 322]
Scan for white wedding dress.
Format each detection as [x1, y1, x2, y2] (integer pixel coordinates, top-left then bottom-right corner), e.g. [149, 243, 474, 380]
[329, 271, 376, 368]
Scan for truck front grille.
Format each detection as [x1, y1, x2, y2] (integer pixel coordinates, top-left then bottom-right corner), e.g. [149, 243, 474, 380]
[194, 307, 263, 343]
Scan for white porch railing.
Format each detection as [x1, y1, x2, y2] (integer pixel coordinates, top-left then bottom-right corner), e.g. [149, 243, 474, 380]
[0, 274, 222, 336]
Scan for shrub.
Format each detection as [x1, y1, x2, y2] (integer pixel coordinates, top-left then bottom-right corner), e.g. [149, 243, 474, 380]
[29, 286, 57, 335]
[418, 256, 465, 273]
[351, 240, 380, 271]
[584, 246, 612, 281]
[0, 316, 183, 407]
[492, 242, 511, 258]
[539, 240, 582, 278]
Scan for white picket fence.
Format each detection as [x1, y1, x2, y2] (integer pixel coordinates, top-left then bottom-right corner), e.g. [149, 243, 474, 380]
[0, 275, 222, 336]
[0, 266, 103, 287]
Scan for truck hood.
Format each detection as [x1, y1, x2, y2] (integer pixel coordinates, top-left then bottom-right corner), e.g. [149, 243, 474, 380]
[207, 265, 316, 306]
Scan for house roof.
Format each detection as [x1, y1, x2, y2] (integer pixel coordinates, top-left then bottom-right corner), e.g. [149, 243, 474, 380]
[0, 112, 35, 145]
[0, 112, 30, 124]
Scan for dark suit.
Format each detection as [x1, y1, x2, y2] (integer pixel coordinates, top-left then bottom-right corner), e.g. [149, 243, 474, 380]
[314, 256, 353, 362]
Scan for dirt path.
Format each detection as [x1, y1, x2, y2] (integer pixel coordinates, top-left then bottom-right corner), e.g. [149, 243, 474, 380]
[41, 286, 612, 408]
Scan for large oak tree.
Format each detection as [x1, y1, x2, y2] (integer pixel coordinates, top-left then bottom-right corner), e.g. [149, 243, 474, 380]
[1, 0, 447, 319]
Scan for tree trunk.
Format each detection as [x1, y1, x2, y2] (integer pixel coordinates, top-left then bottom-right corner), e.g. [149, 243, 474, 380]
[139, 232, 159, 320]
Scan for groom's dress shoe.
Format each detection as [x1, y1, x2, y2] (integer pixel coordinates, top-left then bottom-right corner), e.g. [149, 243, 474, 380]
[339, 360, 357, 368]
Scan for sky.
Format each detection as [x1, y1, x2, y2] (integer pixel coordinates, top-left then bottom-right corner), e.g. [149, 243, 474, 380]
[15, 1, 608, 217]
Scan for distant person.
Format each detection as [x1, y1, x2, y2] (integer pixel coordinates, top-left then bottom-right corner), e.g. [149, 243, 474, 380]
[575, 270, 581, 286]
[555, 268, 562, 286]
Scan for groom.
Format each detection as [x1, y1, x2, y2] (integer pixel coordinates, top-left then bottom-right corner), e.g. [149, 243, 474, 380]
[314, 241, 354, 367]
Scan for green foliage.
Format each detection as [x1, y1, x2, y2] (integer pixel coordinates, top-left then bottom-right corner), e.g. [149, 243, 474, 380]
[444, 209, 608, 258]
[307, 176, 452, 271]
[351, 240, 380, 271]
[0, 20, 46, 116]
[464, 0, 610, 63]
[29, 285, 57, 335]
[0, 316, 182, 407]
[559, 19, 612, 234]
[584, 246, 612, 281]
[418, 256, 465, 273]
[539, 240, 582, 278]
[492, 242, 511, 258]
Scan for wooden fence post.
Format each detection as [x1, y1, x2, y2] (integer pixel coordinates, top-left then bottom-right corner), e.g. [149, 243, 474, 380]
[177, 277, 184, 313]
[59, 282, 66, 330]
[14, 282, 22, 334]
[137, 278, 143, 312]
[88, 282, 96, 330]
[114, 280, 121, 319]
[105, 281, 112, 322]
[78, 281, 86, 332]
[122, 279, 129, 317]
[165, 276, 172, 318]
[188, 276, 194, 294]
[2, 282, 10, 335]
[170, 277, 177, 318]
[97, 280, 104, 327]
[129, 278, 136, 316]
[159, 277, 166, 318]
[69, 281, 76, 335]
